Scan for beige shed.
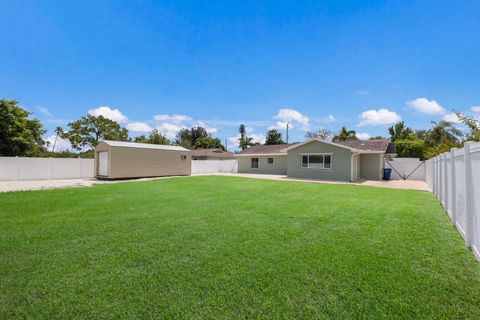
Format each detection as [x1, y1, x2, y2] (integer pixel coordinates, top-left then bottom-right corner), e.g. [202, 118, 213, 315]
[94, 140, 191, 179]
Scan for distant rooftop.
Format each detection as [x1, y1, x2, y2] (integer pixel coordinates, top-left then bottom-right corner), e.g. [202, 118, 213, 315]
[191, 148, 234, 159]
[102, 140, 190, 152]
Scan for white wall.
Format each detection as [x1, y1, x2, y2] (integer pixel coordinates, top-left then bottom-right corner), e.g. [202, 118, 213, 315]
[425, 142, 480, 262]
[0, 157, 94, 181]
[385, 158, 425, 180]
[191, 159, 238, 174]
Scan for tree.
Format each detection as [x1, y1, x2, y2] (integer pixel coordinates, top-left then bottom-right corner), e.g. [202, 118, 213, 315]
[305, 129, 333, 141]
[455, 111, 480, 141]
[395, 139, 427, 159]
[134, 129, 170, 145]
[175, 126, 208, 149]
[52, 126, 64, 152]
[332, 126, 357, 141]
[369, 136, 385, 140]
[238, 124, 254, 150]
[193, 137, 226, 150]
[0, 99, 46, 156]
[388, 121, 413, 141]
[264, 129, 284, 145]
[425, 120, 463, 146]
[62, 114, 129, 151]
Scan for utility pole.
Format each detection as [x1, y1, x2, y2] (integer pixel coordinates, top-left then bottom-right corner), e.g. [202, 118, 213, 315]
[225, 138, 228, 151]
[286, 122, 290, 144]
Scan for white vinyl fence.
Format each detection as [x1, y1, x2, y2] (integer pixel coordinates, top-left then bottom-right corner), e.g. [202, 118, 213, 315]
[385, 158, 425, 180]
[191, 159, 238, 174]
[0, 157, 94, 181]
[426, 141, 480, 261]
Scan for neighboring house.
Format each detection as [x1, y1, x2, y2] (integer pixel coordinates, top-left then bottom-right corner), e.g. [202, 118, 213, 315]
[191, 148, 235, 160]
[236, 139, 396, 181]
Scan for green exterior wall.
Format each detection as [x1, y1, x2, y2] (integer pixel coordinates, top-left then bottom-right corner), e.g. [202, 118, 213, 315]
[359, 153, 384, 180]
[286, 140, 353, 181]
[237, 155, 288, 174]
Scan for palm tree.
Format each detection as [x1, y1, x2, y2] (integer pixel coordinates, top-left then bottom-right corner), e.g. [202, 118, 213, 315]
[426, 121, 463, 146]
[52, 127, 63, 152]
[332, 126, 357, 141]
[388, 121, 413, 141]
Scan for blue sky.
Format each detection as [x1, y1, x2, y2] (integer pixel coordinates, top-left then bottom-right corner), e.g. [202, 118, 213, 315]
[1, 0, 480, 150]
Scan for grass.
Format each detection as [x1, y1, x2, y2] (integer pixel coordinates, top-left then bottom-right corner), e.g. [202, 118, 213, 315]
[1, 176, 480, 319]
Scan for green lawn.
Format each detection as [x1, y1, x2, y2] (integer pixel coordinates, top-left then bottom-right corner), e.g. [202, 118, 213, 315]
[1, 176, 480, 319]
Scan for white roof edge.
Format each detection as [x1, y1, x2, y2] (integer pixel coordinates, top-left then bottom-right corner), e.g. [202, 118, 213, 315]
[234, 153, 287, 157]
[101, 140, 190, 152]
[282, 138, 360, 152]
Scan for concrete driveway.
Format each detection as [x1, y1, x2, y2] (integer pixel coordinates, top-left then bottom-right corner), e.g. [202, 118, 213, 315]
[0, 173, 430, 193]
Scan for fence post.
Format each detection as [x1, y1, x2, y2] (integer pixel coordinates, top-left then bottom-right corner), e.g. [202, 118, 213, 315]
[464, 142, 474, 248]
[450, 148, 457, 226]
[439, 155, 443, 201]
[433, 157, 437, 195]
[442, 153, 448, 210]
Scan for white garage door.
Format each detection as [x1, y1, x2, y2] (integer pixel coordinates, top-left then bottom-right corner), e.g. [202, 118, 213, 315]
[98, 151, 108, 176]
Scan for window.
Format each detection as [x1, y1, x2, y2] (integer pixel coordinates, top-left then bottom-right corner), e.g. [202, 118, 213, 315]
[251, 157, 259, 169]
[301, 154, 332, 169]
[267, 157, 274, 165]
[180, 155, 187, 160]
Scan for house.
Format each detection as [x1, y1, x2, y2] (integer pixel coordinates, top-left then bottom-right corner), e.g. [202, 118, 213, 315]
[236, 139, 396, 181]
[191, 148, 235, 160]
[94, 140, 191, 179]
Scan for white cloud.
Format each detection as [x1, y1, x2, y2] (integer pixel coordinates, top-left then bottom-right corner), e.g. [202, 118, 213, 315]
[471, 106, 480, 113]
[358, 108, 401, 126]
[442, 113, 462, 124]
[45, 135, 72, 152]
[245, 126, 254, 133]
[407, 98, 446, 115]
[273, 108, 310, 130]
[88, 106, 128, 123]
[153, 114, 192, 123]
[357, 132, 371, 140]
[156, 123, 186, 139]
[324, 114, 335, 123]
[36, 106, 52, 118]
[126, 122, 153, 132]
[355, 90, 370, 96]
[193, 121, 218, 134]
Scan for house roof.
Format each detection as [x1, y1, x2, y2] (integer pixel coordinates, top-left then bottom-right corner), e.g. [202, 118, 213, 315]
[335, 139, 393, 153]
[236, 139, 395, 155]
[191, 148, 234, 159]
[102, 140, 190, 152]
[236, 144, 294, 156]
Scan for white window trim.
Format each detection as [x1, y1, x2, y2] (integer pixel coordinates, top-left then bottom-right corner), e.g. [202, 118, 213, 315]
[300, 153, 333, 170]
[266, 157, 274, 165]
[251, 157, 260, 169]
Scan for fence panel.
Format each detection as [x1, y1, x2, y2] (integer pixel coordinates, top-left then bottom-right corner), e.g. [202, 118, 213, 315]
[425, 142, 480, 262]
[470, 144, 480, 259]
[191, 159, 238, 174]
[0, 157, 94, 181]
[384, 158, 425, 180]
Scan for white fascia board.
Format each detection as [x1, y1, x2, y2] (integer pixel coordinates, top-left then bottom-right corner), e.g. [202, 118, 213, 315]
[282, 138, 357, 152]
[234, 153, 287, 157]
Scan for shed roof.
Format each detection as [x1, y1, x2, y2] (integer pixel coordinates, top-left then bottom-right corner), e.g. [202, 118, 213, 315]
[102, 140, 190, 152]
[191, 148, 234, 159]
